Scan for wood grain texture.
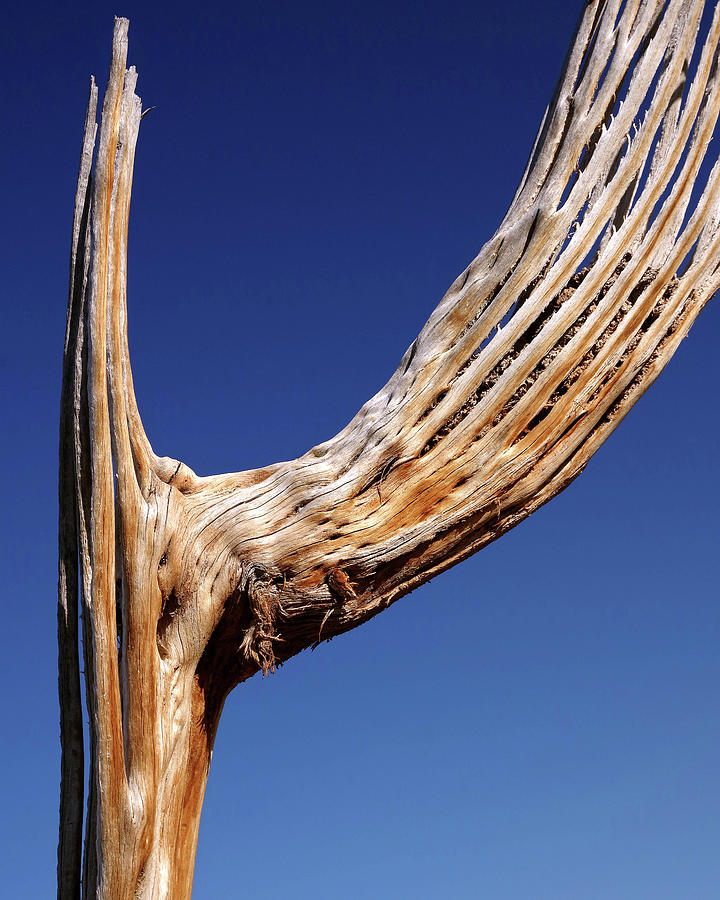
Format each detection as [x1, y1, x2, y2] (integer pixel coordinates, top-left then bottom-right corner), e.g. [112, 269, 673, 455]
[59, 4, 720, 897]
[58, 75, 97, 900]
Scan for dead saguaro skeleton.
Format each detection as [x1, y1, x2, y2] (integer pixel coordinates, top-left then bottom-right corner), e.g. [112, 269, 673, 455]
[58, 3, 720, 897]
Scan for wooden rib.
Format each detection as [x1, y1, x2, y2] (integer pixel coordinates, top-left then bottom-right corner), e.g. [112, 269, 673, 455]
[114, 71, 154, 497]
[58, 76, 96, 900]
[86, 16, 130, 888]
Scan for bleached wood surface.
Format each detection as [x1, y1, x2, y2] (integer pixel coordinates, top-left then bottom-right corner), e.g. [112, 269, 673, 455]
[59, 3, 720, 896]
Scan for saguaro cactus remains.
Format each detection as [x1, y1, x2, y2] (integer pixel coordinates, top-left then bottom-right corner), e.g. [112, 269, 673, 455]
[59, 3, 720, 897]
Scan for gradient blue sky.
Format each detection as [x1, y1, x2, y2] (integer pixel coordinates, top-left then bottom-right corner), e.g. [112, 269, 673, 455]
[2, 1, 719, 897]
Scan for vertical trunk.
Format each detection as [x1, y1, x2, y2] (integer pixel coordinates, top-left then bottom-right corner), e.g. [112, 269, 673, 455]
[91, 674, 218, 900]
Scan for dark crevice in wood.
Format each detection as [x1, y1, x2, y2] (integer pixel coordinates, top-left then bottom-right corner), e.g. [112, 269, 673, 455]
[573, 2, 609, 97]
[357, 456, 399, 497]
[156, 590, 180, 660]
[415, 263, 554, 432]
[417, 259, 621, 457]
[599, 288, 694, 426]
[452, 267, 514, 344]
[514, 262, 663, 442]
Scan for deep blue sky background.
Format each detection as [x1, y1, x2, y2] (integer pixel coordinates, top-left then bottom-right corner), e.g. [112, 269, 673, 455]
[2, 1, 719, 896]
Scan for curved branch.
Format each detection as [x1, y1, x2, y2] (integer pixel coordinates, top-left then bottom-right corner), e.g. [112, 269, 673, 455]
[164, 0, 720, 686]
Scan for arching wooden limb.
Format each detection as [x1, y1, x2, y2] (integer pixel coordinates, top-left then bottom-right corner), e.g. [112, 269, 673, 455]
[59, 4, 720, 897]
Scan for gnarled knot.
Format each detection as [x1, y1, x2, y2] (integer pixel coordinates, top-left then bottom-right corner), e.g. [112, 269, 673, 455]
[237, 563, 284, 675]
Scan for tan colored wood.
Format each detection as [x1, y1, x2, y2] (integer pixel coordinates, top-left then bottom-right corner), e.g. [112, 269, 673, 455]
[59, 4, 720, 897]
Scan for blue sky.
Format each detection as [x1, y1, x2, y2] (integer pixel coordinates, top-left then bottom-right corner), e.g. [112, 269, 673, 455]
[2, 1, 719, 896]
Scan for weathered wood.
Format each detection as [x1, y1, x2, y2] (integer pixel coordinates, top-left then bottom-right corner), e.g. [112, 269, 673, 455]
[59, 4, 720, 897]
[58, 75, 97, 900]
